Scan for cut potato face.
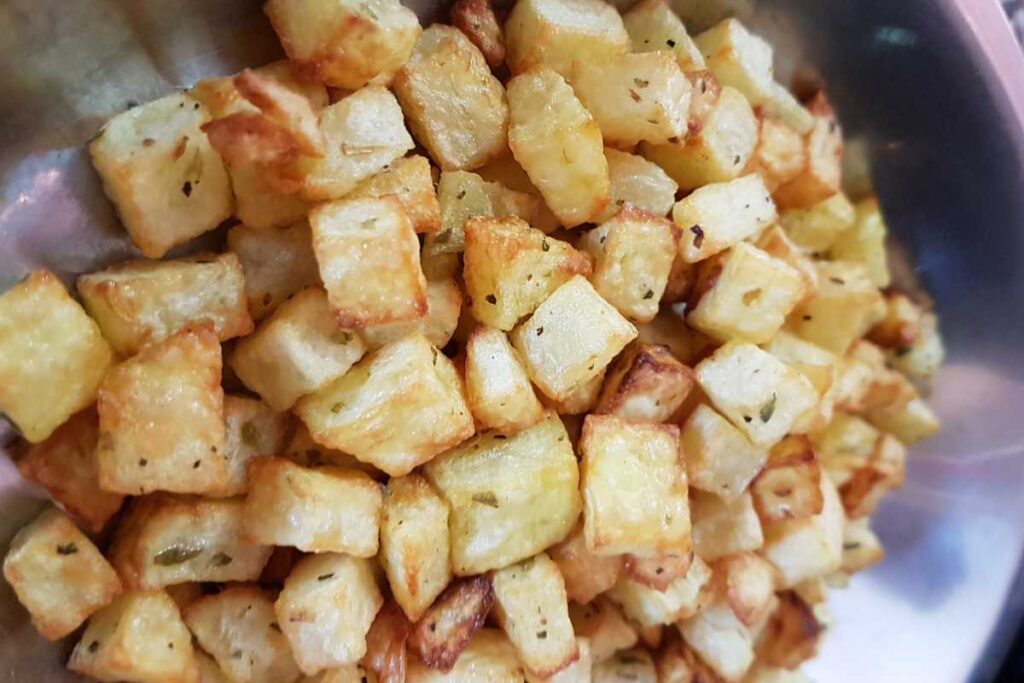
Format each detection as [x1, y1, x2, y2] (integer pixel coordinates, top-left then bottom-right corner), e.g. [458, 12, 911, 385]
[506, 0, 630, 77]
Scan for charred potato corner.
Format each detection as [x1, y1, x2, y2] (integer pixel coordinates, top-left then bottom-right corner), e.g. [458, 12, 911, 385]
[0, 0, 944, 680]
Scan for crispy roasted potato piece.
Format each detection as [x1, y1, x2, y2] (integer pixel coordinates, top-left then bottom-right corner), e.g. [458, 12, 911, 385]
[548, 522, 623, 604]
[694, 18, 774, 109]
[410, 576, 495, 671]
[597, 148, 679, 223]
[635, 310, 715, 366]
[712, 552, 776, 627]
[569, 598, 639, 663]
[265, 0, 421, 89]
[867, 291, 923, 350]
[678, 599, 755, 682]
[97, 326, 228, 496]
[545, 369, 605, 415]
[595, 343, 695, 423]
[191, 60, 329, 120]
[829, 197, 891, 288]
[593, 648, 657, 682]
[90, 93, 232, 258]
[364, 600, 412, 683]
[228, 220, 320, 321]
[507, 68, 611, 227]
[755, 592, 824, 670]
[0, 270, 113, 443]
[580, 415, 690, 557]
[16, 410, 124, 533]
[505, 0, 630, 76]
[682, 403, 767, 500]
[750, 435, 824, 524]
[464, 325, 545, 435]
[755, 224, 819, 297]
[606, 556, 711, 626]
[623, 0, 705, 72]
[218, 395, 290, 496]
[451, 0, 506, 69]
[349, 155, 442, 234]
[690, 490, 764, 560]
[773, 93, 843, 210]
[424, 412, 581, 574]
[748, 118, 807, 191]
[788, 260, 884, 354]
[408, 628, 524, 682]
[3, 509, 122, 640]
[526, 637, 592, 683]
[235, 68, 325, 156]
[359, 277, 463, 352]
[671, 174, 776, 263]
[761, 475, 845, 588]
[839, 433, 906, 518]
[780, 192, 855, 252]
[624, 552, 693, 591]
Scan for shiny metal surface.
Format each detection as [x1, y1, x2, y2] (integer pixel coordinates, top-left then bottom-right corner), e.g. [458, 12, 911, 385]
[0, 0, 1022, 681]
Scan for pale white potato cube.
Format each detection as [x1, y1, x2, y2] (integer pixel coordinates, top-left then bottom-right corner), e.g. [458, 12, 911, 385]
[671, 174, 776, 263]
[359, 277, 463, 351]
[606, 556, 711, 626]
[505, 0, 630, 77]
[569, 599, 639, 663]
[755, 224, 819, 298]
[227, 220, 320, 321]
[761, 81, 814, 135]
[780, 192, 856, 252]
[220, 396, 290, 496]
[407, 628, 524, 682]
[526, 638, 592, 683]
[694, 19, 774, 109]
[464, 325, 545, 435]
[682, 403, 767, 500]
[596, 148, 678, 223]
[690, 490, 764, 560]
[623, 0, 705, 72]
[762, 475, 845, 587]
[788, 260, 884, 354]
[227, 162, 308, 231]
[548, 523, 623, 605]
[348, 155, 442, 234]
[545, 369, 605, 415]
[867, 396, 940, 446]
[678, 600, 754, 682]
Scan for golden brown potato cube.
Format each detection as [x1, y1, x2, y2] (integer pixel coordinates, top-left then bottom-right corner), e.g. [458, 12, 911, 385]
[779, 192, 855, 252]
[755, 224, 819, 297]
[493, 553, 578, 677]
[16, 410, 123, 533]
[597, 148, 679, 223]
[230, 288, 367, 411]
[748, 118, 807, 191]
[227, 162, 308, 231]
[424, 412, 581, 574]
[228, 220, 320, 321]
[761, 475, 845, 587]
[295, 333, 474, 476]
[505, 0, 629, 76]
[90, 93, 232, 258]
[191, 60, 329, 120]
[595, 343, 695, 423]
[580, 415, 689, 557]
[788, 260, 884, 354]
[545, 370, 605, 415]
[265, 0, 421, 89]
[623, 552, 694, 592]
[671, 174, 776, 263]
[750, 435, 824, 525]
[571, 52, 691, 147]
[577, 207, 678, 323]
[694, 19, 775, 109]
[635, 311, 715, 366]
[3, 509, 121, 640]
[300, 87, 414, 201]
[695, 342, 819, 447]
[451, 0, 506, 69]
[409, 575, 494, 670]
[219, 395, 291, 496]
[606, 556, 711, 626]
[276, 553, 384, 674]
[78, 253, 253, 357]
[688, 243, 805, 344]
[464, 325, 545, 435]
[243, 458, 382, 555]
[762, 330, 840, 431]
[380, 474, 453, 622]
[359, 277, 463, 352]
[839, 433, 906, 519]
[69, 590, 197, 683]
[840, 517, 885, 575]
[712, 552, 776, 628]
[773, 94, 843, 210]
[395, 26, 508, 171]
[464, 216, 592, 331]
[507, 69, 611, 227]
[690, 490, 764, 560]
[363, 600, 411, 683]
[548, 523, 623, 605]
[642, 86, 758, 191]
[109, 494, 272, 590]
[754, 592, 824, 671]
[349, 155, 442, 233]
[593, 649, 657, 683]
[282, 423, 383, 479]
[681, 403, 767, 500]
[0, 271, 113, 443]
[623, 0, 705, 71]
[511, 276, 637, 401]
[184, 586, 301, 683]
[568, 598, 639, 663]
[97, 327, 227, 495]
[310, 196, 427, 328]
[829, 197, 891, 287]
[408, 628, 524, 682]
[678, 599, 755, 681]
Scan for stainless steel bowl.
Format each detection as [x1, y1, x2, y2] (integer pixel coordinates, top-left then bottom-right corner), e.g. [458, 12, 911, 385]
[1, 0, 1023, 680]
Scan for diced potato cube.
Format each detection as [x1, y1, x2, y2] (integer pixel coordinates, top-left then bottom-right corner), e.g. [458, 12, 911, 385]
[265, 0, 421, 89]
[349, 155, 442, 233]
[840, 517, 885, 574]
[696, 342, 819, 447]
[750, 435, 824, 524]
[230, 288, 367, 411]
[227, 162, 308, 231]
[548, 523, 623, 605]
[243, 458, 382, 555]
[545, 369, 605, 415]
[295, 333, 474, 476]
[300, 87, 414, 201]
[310, 196, 427, 328]
[526, 637, 592, 683]
[409, 575, 494, 670]
[569, 603, 639, 668]
[97, 327, 227, 496]
[890, 311, 945, 380]
[580, 415, 690, 557]
[678, 600, 754, 682]
[761, 475, 845, 587]
[0, 271, 113, 443]
[606, 556, 711, 626]
[362, 600, 412, 683]
[642, 86, 758, 191]
[773, 94, 843, 210]
[223, 397, 289, 491]
[424, 412, 581, 574]
[671, 174, 776, 263]
[78, 253, 253, 357]
[867, 291, 924, 350]
[623, 0, 705, 72]
[359, 278, 463, 351]
[90, 93, 232, 258]
[282, 423, 384, 479]
[694, 19, 774, 109]
[597, 148, 679, 223]
[407, 628, 524, 682]
[505, 0, 629, 76]
[712, 552, 775, 627]
[595, 343, 695, 423]
[578, 207, 679, 323]
[681, 403, 767, 500]
[761, 81, 815, 134]
[276, 553, 384, 674]
[395, 26, 508, 171]
[227, 220, 320, 321]
[755, 224, 819, 298]
[788, 260, 884, 354]
[867, 396, 940, 446]
[688, 243, 806, 344]
[635, 311, 715, 365]
[754, 592, 824, 670]
[191, 60, 329, 120]
[464, 216, 591, 330]
[593, 648, 657, 683]
[661, 254, 697, 304]
[379, 474, 452, 621]
[451, 0, 507, 69]
[508, 69, 611, 227]
[110, 494, 272, 589]
[839, 433, 906, 519]
[464, 325, 545, 435]
[3, 509, 121, 640]
[690, 490, 764, 560]
[810, 412, 880, 478]
[493, 554, 577, 677]
[511, 276, 637, 401]
[184, 586, 301, 683]
[68, 590, 197, 683]
[16, 410, 124, 533]
[780, 192, 855, 252]
[623, 553, 694, 591]
[829, 197, 890, 287]
[747, 118, 807, 191]
[571, 52, 690, 147]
